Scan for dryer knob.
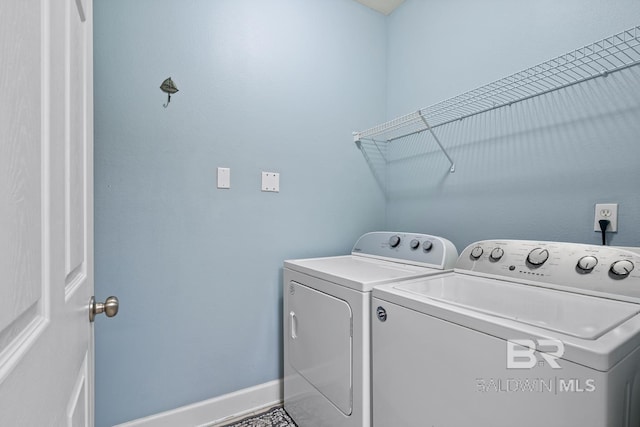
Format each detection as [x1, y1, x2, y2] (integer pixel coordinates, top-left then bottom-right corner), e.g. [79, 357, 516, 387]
[422, 241, 433, 252]
[410, 239, 420, 250]
[389, 235, 401, 248]
[610, 259, 635, 278]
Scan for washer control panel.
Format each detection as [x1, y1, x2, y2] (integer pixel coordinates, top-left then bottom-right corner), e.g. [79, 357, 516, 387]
[351, 232, 458, 270]
[457, 240, 640, 301]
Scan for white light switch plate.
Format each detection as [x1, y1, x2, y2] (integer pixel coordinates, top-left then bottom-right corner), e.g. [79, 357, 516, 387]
[261, 172, 279, 192]
[217, 167, 230, 189]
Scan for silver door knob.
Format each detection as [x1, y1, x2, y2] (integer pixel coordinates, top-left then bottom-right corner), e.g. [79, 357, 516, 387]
[89, 296, 119, 322]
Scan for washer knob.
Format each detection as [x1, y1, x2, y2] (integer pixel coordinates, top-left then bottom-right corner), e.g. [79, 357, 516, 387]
[389, 235, 401, 248]
[527, 248, 549, 266]
[410, 239, 420, 250]
[470, 246, 483, 260]
[576, 256, 598, 273]
[490, 248, 504, 261]
[610, 259, 635, 278]
[422, 241, 433, 252]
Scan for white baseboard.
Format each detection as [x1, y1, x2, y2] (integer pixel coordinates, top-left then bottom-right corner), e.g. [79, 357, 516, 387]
[114, 379, 283, 427]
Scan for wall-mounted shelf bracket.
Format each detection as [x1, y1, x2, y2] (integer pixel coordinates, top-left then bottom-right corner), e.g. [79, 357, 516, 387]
[417, 111, 455, 173]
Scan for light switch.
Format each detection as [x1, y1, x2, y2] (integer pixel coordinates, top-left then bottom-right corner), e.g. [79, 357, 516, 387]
[261, 172, 279, 192]
[217, 167, 230, 189]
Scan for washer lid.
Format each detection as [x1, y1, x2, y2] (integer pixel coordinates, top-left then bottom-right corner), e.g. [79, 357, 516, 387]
[394, 275, 640, 340]
[285, 255, 443, 292]
[373, 273, 640, 371]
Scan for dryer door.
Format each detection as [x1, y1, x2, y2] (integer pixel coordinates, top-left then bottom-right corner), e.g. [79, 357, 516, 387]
[288, 281, 353, 415]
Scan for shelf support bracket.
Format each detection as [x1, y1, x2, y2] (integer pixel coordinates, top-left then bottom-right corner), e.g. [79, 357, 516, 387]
[353, 132, 361, 145]
[418, 111, 455, 173]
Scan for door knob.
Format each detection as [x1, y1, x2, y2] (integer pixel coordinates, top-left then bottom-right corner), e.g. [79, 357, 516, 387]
[89, 296, 119, 322]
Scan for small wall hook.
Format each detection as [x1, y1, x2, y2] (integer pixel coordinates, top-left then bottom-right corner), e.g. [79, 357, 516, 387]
[160, 77, 179, 108]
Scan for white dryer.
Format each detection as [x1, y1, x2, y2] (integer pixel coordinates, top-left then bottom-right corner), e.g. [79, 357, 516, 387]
[372, 240, 640, 427]
[283, 232, 458, 427]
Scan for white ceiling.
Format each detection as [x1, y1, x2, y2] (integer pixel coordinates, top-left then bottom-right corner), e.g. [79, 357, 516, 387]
[354, 0, 405, 15]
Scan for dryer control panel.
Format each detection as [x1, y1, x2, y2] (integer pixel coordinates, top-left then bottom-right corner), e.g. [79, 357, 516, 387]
[351, 232, 458, 270]
[457, 240, 640, 302]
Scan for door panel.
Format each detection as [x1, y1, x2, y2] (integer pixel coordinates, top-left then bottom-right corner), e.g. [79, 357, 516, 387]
[288, 281, 353, 416]
[0, 0, 94, 425]
[67, 354, 90, 426]
[66, 0, 87, 284]
[0, 0, 45, 371]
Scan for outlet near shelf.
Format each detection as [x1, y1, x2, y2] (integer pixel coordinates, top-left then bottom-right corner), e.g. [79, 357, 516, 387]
[594, 203, 618, 232]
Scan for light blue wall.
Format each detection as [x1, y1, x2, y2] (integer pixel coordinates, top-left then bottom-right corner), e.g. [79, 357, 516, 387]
[384, 0, 640, 251]
[93, 1, 386, 425]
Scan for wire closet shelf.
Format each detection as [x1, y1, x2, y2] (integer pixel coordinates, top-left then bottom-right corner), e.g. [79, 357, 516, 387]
[353, 26, 640, 173]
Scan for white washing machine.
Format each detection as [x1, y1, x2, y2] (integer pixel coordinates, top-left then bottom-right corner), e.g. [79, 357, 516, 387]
[372, 240, 640, 427]
[283, 231, 458, 427]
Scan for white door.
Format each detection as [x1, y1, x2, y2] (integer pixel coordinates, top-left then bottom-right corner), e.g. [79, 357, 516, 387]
[0, 0, 100, 425]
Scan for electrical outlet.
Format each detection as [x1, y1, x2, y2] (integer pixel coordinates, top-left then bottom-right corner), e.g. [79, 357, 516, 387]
[594, 203, 618, 232]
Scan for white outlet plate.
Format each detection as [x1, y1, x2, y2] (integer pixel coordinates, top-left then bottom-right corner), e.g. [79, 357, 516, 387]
[594, 203, 618, 232]
[261, 172, 279, 192]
